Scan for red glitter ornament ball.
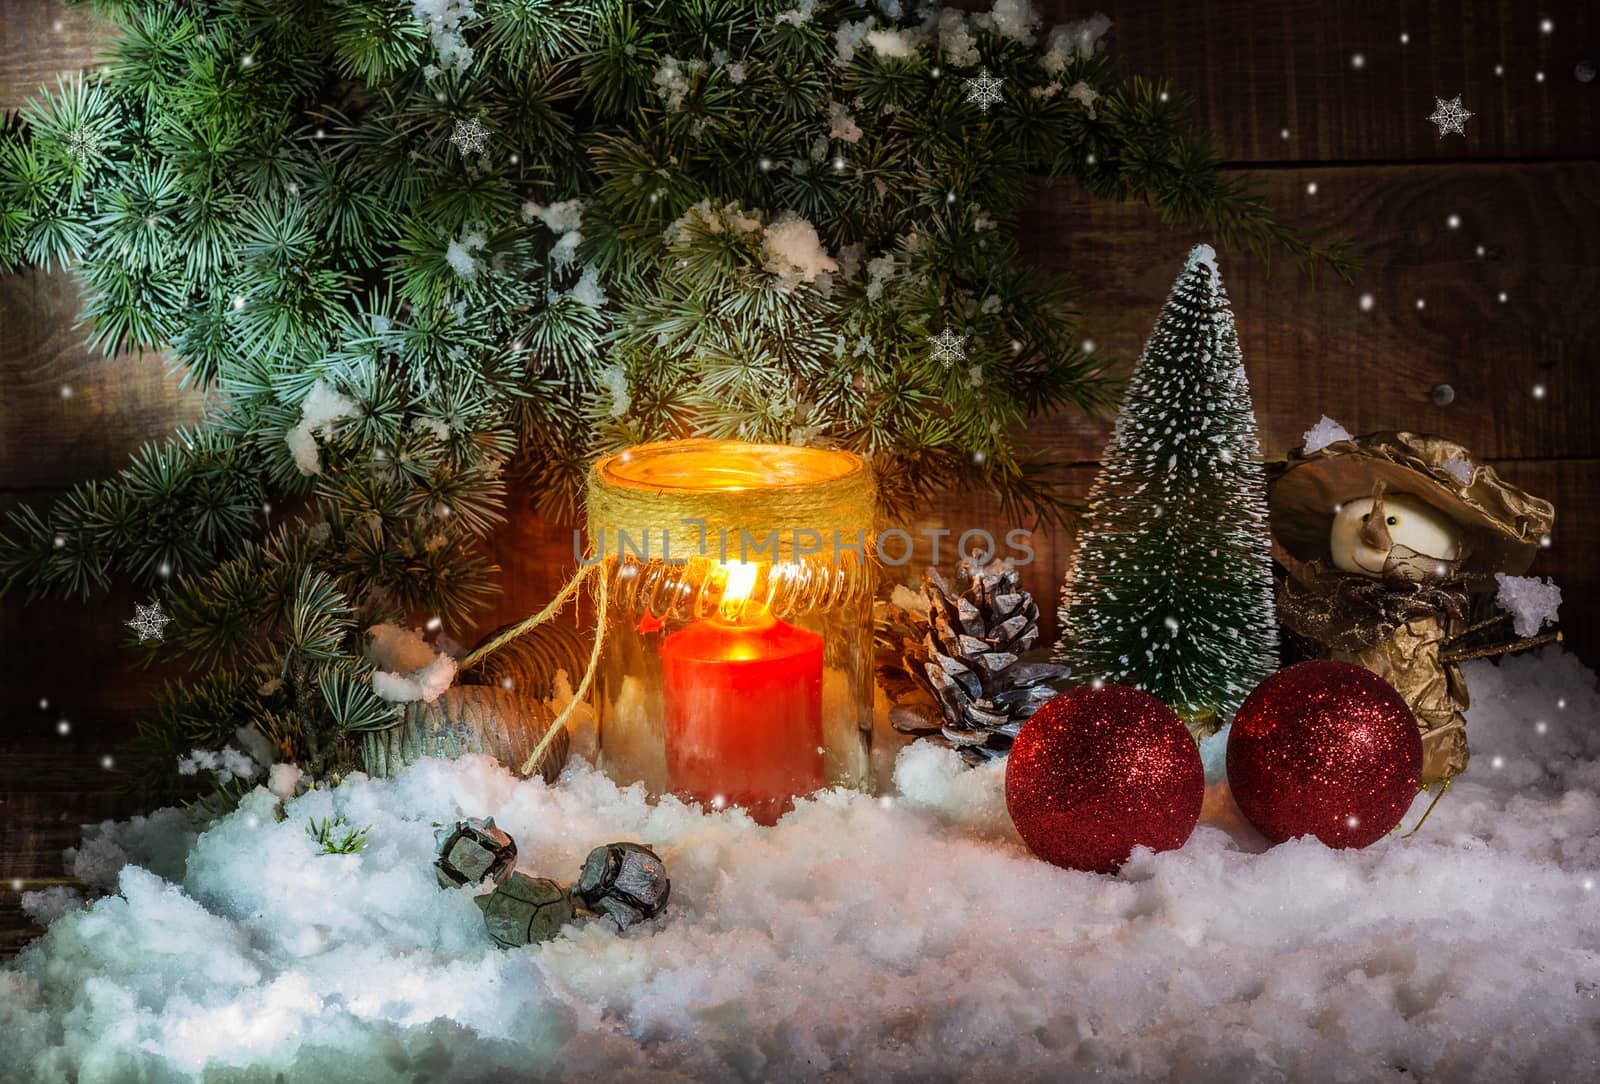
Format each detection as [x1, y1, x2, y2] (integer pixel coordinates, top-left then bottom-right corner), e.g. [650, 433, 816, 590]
[1005, 685, 1205, 874]
[1226, 661, 1422, 849]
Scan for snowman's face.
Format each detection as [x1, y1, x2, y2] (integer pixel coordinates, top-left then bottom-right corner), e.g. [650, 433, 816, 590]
[1330, 493, 1461, 580]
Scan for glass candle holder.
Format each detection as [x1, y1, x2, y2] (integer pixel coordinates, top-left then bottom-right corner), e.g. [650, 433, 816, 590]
[587, 440, 875, 824]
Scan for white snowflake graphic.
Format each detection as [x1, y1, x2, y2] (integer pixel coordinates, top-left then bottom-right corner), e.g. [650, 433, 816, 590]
[1427, 95, 1473, 138]
[127, 601, 171, 643]
[65, 128, 100, 163]
[928, 327, 970, 368]
[963, 69, 1004, 113]
[450, 117, 489, 157]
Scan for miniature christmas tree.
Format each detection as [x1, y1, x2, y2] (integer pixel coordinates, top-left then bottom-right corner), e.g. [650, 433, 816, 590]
[1055, 245, 1278, 736]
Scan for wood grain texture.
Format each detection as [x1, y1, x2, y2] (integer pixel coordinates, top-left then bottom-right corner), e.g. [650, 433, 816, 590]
[0, 269, 207, 488]
[0, 0, 103, 110]
[1024, 161, 1600, 463]
[1043, 0, 1598, 162]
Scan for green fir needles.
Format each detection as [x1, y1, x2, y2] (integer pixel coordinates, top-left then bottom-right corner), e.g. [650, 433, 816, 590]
[1, 1, 1343, 784]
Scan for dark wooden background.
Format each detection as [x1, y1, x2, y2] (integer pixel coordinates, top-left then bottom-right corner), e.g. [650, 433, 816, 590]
[2, 0, 1596, 954]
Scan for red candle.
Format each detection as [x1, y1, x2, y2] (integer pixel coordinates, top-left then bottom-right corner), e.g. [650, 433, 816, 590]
[660, 608, 824, 825]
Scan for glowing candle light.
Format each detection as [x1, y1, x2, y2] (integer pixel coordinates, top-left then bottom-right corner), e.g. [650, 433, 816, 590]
[659, 563, 824, 825]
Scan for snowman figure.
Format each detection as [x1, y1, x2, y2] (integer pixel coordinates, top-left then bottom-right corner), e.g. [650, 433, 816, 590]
[1269, 431, 1554, 785]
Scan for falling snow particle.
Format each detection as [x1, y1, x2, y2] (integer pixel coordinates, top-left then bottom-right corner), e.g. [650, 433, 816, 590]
[1351, 53, 1365, 69]
[1577, 62, 1596, 84]
[127, 601, 171, 643]
[1359, 293, 1375, 312]
[1532, 384, 1547, 400]
[1427, 95, 1474, 138]
[1431, 383, 1456, 407]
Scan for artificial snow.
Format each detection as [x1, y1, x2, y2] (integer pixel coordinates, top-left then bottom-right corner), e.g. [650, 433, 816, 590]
[563, 266, 609, 310]
[284, 379, 359, 476]
[1494, 572, 1563, 638]
[412, 0, 476, 74]
[865, 28, 919, 57]
[976, 0, 1041, 43]
[176, 746, 260, 783]
[1040, 13, 1112, 73]
[1302, 413, 1354, 454]
[3, 650, 1598, 1081]
[652, 55, 695, 110]
[599, 363, 631, 417]
[1441, 453, 1476, 485]
[366, 623, 459, 704]
[18, 886, 83, 926]
[833, 18, 875, 66]
[933, 8, 981, 67]
[1068, 80, 1100, 119]
[827, 101, 863, 143]
[445, 230, 486, 279]
[761, 213, 838, 286]
[774, 0, 817, 28]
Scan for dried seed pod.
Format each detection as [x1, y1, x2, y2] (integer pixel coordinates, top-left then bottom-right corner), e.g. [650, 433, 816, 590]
[476, 872, 576, 947]
[434, 816, 517, 890]
[573, 842, 670, 928]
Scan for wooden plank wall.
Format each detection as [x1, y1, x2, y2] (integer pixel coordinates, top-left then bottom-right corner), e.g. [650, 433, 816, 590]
[2, 0, 1596, 954]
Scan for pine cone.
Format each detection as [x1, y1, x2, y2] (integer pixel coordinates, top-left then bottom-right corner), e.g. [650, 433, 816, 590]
[877, 561, 1069, 763]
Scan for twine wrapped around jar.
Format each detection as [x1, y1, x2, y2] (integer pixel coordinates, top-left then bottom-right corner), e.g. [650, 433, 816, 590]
[464, 440, 876, 779]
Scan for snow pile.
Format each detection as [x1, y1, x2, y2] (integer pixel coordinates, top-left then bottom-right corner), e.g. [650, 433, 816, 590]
[1494, 573, 1563, 637]
[1302, 414, 1354, 454]
[284, 379, 360, 476]
[3, 651, 1598, 1081]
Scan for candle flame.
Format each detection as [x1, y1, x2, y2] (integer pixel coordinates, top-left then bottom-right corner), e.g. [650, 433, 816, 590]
[718, 562, 763, 623]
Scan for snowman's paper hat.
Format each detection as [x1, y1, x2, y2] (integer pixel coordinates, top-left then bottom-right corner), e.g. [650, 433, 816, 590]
[1269, 431, 1554, 575]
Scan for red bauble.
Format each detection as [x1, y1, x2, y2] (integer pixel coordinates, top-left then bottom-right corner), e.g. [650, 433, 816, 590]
[1226, 661, 1422, 848]
[1005, 685, 1205, 874]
